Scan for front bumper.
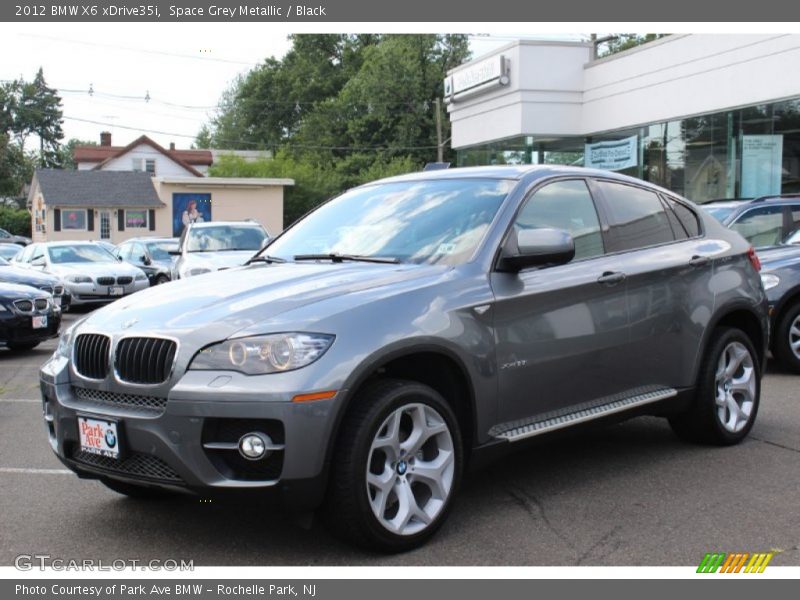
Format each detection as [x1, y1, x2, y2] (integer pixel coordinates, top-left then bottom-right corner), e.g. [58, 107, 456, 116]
[66, 280, 149, 304]
[40, 356, 338, 508]
[0, 310, 61, 345]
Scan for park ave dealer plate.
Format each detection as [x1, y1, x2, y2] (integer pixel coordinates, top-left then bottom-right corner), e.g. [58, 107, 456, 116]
[78, 416, 120, 459]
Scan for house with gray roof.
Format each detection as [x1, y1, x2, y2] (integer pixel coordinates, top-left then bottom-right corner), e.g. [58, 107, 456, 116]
[28, 169, 166, 243]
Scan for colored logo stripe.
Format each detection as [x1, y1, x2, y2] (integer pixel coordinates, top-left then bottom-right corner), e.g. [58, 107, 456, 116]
[697, 552, 774, 573]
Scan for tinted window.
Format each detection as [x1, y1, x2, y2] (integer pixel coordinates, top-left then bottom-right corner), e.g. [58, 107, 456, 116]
[47, 244, 117, 264]
[516, 180, 603, 260]
[596, 181, 675, 252]
[187, 225, 267, 253]
[666, 197, 700, 238]
[730, 206, 783, 247]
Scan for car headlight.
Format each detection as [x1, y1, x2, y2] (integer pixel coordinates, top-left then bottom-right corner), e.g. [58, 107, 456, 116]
[760, 273, 780, 291]
[55, 324, 76, 358]
[66, 275, 92, 283]
[189, 333, 335, 375]
[135, 273, 147, 281]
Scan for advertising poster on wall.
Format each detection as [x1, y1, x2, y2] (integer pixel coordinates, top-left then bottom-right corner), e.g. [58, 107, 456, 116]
[172, 193, 212, 237]
[584, 136, 638, 171]
[741, 134, 784, 197]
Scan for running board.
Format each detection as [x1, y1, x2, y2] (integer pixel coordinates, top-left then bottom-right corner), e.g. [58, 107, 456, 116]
[492, 388, 677, 443]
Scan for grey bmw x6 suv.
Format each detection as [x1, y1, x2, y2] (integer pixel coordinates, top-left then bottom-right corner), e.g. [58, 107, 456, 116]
[41, 166, 768, 551]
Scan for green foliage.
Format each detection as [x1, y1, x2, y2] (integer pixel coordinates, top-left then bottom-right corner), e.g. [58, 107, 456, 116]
[57, 138, 96, 170]
[0, 206, 31, 236]
[598, 34, 668, 57]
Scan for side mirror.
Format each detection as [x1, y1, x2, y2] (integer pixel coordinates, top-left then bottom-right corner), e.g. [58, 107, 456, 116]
[31, 256, 46, 267]
[140, 255, 152, 266]
[498, 228, 575, 272]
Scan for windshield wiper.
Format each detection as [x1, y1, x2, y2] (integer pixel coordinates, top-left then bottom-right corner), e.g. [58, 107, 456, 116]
[293, 253, 400, 264]
[245, 254, 288, 265]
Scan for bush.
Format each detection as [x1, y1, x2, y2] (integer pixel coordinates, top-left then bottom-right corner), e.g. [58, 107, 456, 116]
[0, 206, 31, 237]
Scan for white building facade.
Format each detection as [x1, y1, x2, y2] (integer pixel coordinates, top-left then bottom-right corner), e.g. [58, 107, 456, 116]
[446, 34, 800, 202]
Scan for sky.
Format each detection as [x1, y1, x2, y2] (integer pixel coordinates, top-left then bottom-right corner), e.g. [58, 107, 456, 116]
[0, 23, 585, 150]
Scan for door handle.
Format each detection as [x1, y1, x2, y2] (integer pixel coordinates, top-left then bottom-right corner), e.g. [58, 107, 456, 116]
[597, 271, 626, 286]
[689, 255, 710, 268]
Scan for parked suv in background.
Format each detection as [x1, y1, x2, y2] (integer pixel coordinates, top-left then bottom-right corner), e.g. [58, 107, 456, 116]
[0, 227, 31, 246]
[42, 166, 767, 552]
[758, 244, 800, 372]
[114, 237, 178, 286]
[701, 194, 800, 249]
[171, 221, 269, 279]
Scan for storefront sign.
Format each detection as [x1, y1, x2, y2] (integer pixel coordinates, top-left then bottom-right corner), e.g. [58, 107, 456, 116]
[741, 135, 783, 198]
[444, 55, 508, 102]
[584, 136, 638, 171]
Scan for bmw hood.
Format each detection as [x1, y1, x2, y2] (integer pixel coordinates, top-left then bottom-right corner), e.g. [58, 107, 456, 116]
[181, 251, 256, 272]
[77, 262, 448, 345]
[51, 262, 142, 278]
[0, 265, 60, 287]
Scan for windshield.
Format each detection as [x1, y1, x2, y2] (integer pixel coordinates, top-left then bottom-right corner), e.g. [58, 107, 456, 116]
[701, 204, 738, 222]
[266, 179, 514, 266]
[186, 225, 267, 252]
[47, 244, 118, 264]
[146, 241, 176, 261]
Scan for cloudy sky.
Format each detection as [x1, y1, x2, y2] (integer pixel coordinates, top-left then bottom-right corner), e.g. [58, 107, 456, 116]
[0, 23, 587, 150]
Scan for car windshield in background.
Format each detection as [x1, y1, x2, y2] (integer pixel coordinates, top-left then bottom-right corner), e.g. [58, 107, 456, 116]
[48, 244, 118, 264]
[0, 245, 21, 260]
[700, 204, 739, 222]
[187, 226, 267, 252]
[267, 179, 514, 266]
[147, 242, 175, 261]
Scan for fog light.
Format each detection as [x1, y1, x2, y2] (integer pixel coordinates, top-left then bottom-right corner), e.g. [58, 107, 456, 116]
[238, 433, 269, 460]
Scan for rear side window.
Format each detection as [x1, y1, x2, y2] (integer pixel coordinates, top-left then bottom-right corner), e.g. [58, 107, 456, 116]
[730, 206, 783, 247]
[516, 179, 604, 260]
[595, 181, 675, 252]
[665, 197, 701, 238]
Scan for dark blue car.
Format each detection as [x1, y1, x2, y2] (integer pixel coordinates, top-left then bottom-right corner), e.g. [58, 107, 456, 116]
[759, 244, 800, 372]
[700, 194, 800, 249]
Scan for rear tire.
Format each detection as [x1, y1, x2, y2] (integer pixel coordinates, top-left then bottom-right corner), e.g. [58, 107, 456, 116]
[100, 477, 179, 500]
[325, 379, 463, 552]
[669, 327, 760, 445]
[774, 303, 800, 374]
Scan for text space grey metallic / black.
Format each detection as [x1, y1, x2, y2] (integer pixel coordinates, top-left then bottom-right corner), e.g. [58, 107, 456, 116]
[40, 166, 768, 552]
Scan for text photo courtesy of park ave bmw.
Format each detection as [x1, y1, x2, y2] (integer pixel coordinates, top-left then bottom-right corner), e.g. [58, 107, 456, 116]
[1, 4, 800, 589]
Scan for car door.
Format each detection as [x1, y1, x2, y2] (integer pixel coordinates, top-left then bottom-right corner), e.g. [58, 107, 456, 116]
[591, 180, 713, 392]
[491, 178, 632, 425]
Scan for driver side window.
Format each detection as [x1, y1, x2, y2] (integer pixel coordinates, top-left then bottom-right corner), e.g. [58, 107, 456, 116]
[515, 179, 604, 260]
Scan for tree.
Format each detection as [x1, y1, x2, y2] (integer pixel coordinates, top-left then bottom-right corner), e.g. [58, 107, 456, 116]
[12, 68, 64, 165]
[597, 34, 668, 57]
[56, 138, 96, 170]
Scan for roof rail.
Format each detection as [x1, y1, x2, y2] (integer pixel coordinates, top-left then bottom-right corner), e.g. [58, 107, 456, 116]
[751, 193, 800, 203]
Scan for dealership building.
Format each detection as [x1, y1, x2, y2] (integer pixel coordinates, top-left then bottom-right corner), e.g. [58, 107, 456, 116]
[445, 34, 800, 202]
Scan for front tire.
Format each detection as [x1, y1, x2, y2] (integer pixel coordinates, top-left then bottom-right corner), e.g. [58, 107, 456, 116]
[325, 379, 463, 552]
[154, 274, 170, 286]
[774, 303, 800, 373]
[669, 327, 760, 445]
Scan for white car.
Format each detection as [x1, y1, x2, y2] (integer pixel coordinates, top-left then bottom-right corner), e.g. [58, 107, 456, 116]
[12, 242, 148, 305]
[171, 221, 270, 279]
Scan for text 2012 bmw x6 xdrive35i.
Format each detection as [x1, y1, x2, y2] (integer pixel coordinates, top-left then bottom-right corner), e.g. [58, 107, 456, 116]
[41, 166, 768, 552]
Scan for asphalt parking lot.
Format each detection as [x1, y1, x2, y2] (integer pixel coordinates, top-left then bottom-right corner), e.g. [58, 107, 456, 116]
[1, 309, 799, 566]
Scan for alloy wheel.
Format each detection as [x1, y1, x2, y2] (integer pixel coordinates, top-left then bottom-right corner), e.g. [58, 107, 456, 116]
[714, 341, 756, 433]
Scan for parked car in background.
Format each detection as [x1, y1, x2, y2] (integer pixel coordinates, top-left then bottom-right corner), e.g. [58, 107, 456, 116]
[43, 166, 767, 552]
[0, 257, 69, 310]
[700, 194, 800, 249]
[12, 241, 148, 305]
[759, 243, 800, 372]
[1, 282, 60, 351]
[0, 244, 22, 260]
[0, 227, 31, 246]
[171, 221, 269, 279]
[114, 237, 178, 286]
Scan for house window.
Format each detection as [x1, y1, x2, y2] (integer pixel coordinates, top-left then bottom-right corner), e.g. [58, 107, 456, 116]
[61, 209, 87, 230]
[132, 158, 156, 174]
[125, 209, 149, 229]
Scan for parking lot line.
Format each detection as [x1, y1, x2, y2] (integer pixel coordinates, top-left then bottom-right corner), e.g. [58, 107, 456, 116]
[0, 467, 72, 475]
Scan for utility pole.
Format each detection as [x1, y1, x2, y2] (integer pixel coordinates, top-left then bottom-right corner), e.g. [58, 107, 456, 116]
[435, 97, 444, 163]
